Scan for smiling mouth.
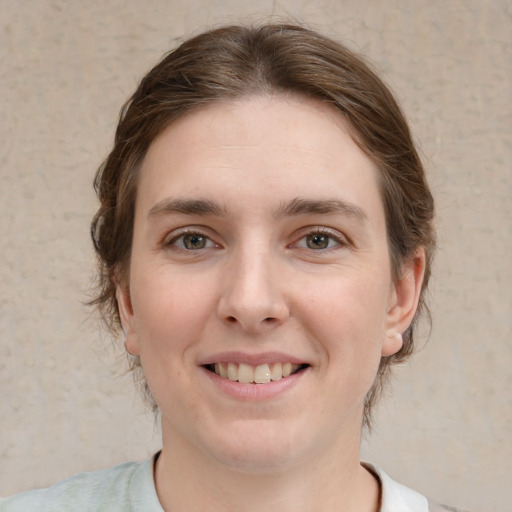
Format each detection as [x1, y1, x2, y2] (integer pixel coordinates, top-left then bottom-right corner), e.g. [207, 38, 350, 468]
[204, 362, 309, 384]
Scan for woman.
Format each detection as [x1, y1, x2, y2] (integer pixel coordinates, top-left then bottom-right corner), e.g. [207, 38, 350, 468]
[1, 23, 449, 511]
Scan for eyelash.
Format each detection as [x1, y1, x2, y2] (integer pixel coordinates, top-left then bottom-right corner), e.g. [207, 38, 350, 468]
[292, 227, 348, 251]
[164, 228, 219, 251]
[163, 227, 349, 253]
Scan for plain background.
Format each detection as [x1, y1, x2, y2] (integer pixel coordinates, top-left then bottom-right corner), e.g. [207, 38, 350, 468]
[1, 1, 510, 511]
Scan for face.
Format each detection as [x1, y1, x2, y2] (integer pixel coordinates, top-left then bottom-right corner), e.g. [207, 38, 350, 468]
[118, 95, 423, 472]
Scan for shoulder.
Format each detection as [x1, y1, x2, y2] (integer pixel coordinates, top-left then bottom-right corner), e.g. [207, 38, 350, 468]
[364, 463, 455, 512]
[427, 503, 469, 512]
[0, 455, 163, 512]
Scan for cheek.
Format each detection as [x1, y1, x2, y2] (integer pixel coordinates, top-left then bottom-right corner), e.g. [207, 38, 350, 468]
[300, 272, 390, 362]
[130, 267, 219, 354]
[129, 270, 218, 411]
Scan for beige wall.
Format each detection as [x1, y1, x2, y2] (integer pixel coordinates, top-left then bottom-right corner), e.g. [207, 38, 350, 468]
[1, 1, 510, 510]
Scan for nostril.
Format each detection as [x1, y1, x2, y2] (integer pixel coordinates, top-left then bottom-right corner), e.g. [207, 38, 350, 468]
[225, 316, 277, 326]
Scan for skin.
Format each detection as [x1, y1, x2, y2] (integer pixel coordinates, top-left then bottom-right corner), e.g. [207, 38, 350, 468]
[117, 94, 425, 512]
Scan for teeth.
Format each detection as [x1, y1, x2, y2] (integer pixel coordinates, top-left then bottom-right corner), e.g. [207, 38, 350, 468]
[270, 362, 282, 381]
[227, 363, 238, 381]
[212, 362, 302, 384]
[214, 363, 228, 378]
[237, 363, 254, 383]
[254, 364, 271, 384]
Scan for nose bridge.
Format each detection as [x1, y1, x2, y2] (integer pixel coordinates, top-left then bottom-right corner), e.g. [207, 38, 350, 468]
[218, 237, 288, 331]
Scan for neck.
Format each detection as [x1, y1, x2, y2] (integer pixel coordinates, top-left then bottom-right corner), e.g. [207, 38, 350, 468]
[154, 419, 380, 512]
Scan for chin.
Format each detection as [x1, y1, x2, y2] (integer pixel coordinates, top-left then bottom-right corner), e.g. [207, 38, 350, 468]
[204, 420, 305, 473]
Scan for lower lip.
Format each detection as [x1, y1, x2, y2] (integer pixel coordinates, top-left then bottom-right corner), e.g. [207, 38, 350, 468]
[200, 366, 308, 401]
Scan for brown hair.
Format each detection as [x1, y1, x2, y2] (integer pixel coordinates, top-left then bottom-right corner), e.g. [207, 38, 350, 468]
[91, 23, 435, 428]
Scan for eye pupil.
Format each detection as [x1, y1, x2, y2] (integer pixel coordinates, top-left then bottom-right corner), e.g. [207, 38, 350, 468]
[183, 234, 206, 249]
[306, 234, 329, 249]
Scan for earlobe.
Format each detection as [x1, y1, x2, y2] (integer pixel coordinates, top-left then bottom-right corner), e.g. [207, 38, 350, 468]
[382, 331, 403, 357]
[383, 248, 426, 356]
[115, 283, 140, 356]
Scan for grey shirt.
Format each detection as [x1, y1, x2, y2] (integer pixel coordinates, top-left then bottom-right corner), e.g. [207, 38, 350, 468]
[1, 455, 452, 511]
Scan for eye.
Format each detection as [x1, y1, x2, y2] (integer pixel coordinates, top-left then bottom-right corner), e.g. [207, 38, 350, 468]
[294, 229, 346, 251]
[168, 231, 217, 250]
[305, 233, 333, 250]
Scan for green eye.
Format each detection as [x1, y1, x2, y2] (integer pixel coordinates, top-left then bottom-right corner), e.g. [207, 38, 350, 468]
[305, 234, 331, 250]
[293, 229, 346, 251]
[165, 229, 219, 252]
[182, 233, 208, 250]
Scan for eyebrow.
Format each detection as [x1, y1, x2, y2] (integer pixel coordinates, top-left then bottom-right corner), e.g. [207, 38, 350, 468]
[147, 196, 367, 223]
[275, 197, 368, 223]
[148, 198, 227, 218]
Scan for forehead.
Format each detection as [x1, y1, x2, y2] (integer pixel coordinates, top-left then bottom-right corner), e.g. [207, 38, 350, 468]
[137, 94, 384, 223]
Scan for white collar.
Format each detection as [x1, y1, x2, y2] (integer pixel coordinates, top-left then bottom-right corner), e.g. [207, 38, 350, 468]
[363, 463, 429, 512]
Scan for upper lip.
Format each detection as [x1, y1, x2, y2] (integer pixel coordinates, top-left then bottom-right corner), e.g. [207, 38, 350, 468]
[198, 351, 308, 366]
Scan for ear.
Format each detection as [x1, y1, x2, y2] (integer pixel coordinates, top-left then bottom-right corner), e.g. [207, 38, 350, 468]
[116, 281, 140, 356]
[382, 248, 426, 356]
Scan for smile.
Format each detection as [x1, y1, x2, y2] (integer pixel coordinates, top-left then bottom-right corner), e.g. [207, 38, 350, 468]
[205, 362, 308, 384]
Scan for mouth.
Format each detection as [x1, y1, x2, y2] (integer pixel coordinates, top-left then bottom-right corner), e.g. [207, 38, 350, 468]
[203, 362, 309, 384]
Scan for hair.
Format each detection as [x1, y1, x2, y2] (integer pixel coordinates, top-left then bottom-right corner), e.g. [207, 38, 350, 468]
[90, 22, 435, 429]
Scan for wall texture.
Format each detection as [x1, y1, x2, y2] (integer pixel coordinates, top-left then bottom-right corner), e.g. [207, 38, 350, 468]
[1, 1, 510, 511]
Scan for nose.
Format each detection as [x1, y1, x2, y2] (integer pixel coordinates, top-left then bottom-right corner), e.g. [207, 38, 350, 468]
[217, 245, 290, 333]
